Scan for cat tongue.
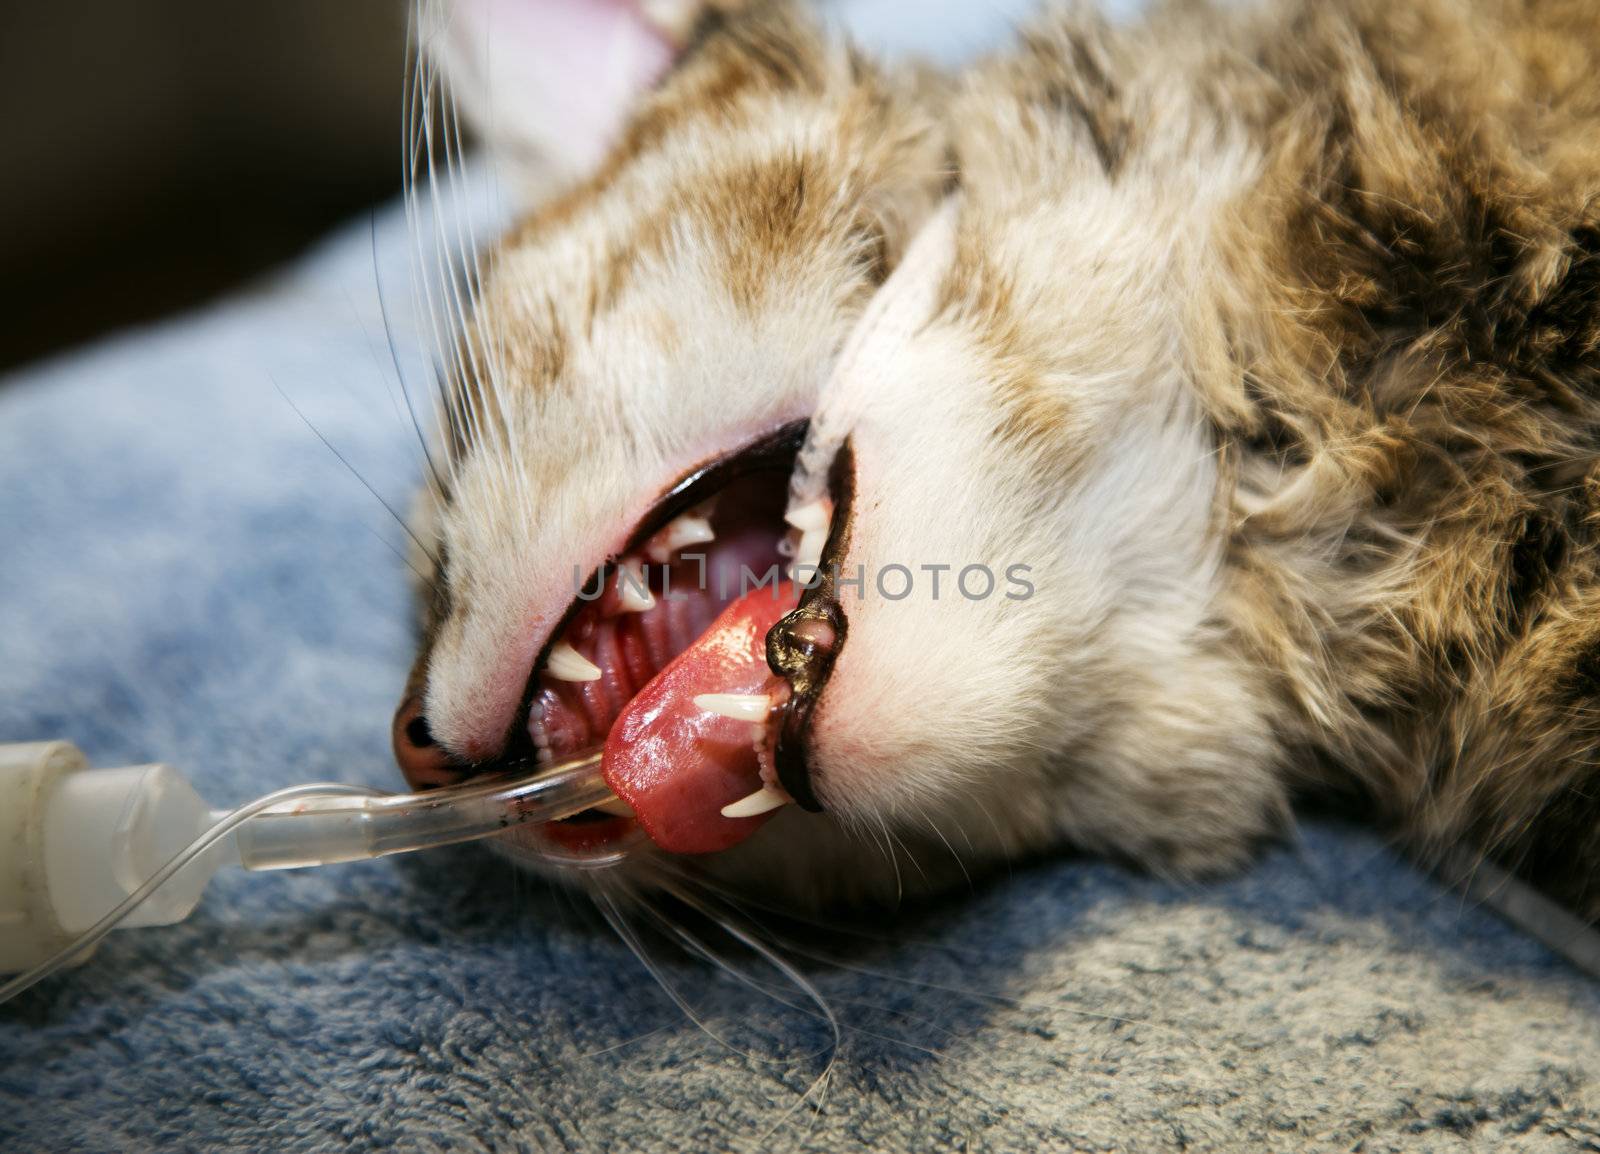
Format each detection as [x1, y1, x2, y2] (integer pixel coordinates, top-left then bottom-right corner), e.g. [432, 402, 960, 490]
[601, 582, 799, 854]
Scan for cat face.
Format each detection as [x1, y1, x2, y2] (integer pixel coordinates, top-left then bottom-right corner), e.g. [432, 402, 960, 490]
[394, 0, 956, 887]
[396, 0, 1287, 904]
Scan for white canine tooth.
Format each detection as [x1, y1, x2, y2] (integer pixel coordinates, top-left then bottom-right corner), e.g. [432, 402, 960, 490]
[616, 558, 655, 612]
[646, 514, 715, 562]
[720, 785, 792, 819]
[594, 796, 636, 817]
[784, 500, 830, 534]
[546, 641, 602, 682]
[694, 692, 772, 723]
[794, 527, 827, 573]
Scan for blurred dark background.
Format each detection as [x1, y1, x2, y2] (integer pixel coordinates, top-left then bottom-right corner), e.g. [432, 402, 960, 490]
[0, 1, 407, 371]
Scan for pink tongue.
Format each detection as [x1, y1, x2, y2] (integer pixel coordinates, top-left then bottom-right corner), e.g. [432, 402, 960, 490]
[601, 581, 799, 854]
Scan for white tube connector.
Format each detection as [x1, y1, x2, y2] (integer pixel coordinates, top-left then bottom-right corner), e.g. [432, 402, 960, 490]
[0, 740, 628, 984]
[0, 742, 223, 974]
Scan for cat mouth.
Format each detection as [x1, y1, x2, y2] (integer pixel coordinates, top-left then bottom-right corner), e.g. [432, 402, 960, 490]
[517, 421, 845, 856]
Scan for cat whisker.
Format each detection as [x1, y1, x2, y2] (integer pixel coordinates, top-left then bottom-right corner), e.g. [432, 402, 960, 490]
[885, 824, 929, 888]
[401, 17, 460, 479]
[592, 878, 851, 1150]
[968, 796, 1016, 880]
[724, 913, 1210, 1053]
[656, 885, 963, 1051]
[359, 227, 449, 503]
[625, 895, 840, 1062]
[591, 885, 758, 1060]
[914, 803, 974, 891]
[859, 814, 902, 901]
[651, 883, 846, 1143]
[360, 523, 442, 599]
[267, 372, 443, 579]
[648, 861, 991, 960]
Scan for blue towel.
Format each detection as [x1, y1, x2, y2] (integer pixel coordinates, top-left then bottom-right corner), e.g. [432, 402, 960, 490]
[7, 20, 1600, 1143]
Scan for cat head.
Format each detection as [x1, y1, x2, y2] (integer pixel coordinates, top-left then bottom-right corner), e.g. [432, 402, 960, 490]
[396, 0, 1287, 905]
[392, 0, 950, 884]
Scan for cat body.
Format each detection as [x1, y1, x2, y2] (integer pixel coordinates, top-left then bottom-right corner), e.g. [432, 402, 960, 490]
[395, 0, 1600, 914]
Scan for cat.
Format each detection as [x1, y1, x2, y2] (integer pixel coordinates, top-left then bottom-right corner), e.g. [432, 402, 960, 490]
[390, 0, 1600, 915]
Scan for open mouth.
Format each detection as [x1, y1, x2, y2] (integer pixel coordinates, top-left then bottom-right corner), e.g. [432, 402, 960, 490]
[515, 422, 844, 856]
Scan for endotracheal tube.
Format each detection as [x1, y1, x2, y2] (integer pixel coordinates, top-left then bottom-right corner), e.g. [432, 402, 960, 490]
[0, 741, 634, 1003]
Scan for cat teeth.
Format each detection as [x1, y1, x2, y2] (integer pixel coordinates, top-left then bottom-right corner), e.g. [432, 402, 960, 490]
[792, 528, 828, 574]
[593, 796, 636, 817]
[783, 501, 831, 578]
[546, 641, 602, 682]
[646, 512, 715, 563]
[615, 557, 655, 613]
[530, 701, 553, 761]
[784, 500, 830, 534]
[694, 692, 772, 722]
[720, 785, 792, 819]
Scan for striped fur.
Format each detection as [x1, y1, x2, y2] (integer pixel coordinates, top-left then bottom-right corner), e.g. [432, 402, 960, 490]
[413, 0, 1600, 912]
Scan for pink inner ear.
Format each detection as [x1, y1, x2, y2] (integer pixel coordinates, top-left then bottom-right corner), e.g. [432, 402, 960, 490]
[478, 0, 676, 169]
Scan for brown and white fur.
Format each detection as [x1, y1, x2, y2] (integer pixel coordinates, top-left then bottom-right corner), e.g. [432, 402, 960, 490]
[394, 0, 1600, 915]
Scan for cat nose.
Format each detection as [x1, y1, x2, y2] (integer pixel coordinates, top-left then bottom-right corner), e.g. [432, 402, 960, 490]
[392, 696, 467, 790]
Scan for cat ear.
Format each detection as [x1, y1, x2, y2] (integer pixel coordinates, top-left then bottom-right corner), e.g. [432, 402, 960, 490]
[430, 0, 705, 191]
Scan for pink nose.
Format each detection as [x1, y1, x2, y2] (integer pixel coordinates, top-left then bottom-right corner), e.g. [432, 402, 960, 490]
[392, 696, 466, 790]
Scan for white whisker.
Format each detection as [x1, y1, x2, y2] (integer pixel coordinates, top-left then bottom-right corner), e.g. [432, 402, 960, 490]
[659, 883, 845, 1147]
[268, 373, 443, 579]
[590, 885, 761, 1060]
[914, 803, 973, 890]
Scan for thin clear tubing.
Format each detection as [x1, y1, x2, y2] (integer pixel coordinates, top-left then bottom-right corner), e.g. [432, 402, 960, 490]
[0, 752, 617, 1004]
[231, 752, 609, 869]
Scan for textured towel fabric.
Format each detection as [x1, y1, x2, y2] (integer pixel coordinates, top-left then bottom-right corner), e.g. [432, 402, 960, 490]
[3, 198, 1600, 1154]
[7, 38, 1600, 1154]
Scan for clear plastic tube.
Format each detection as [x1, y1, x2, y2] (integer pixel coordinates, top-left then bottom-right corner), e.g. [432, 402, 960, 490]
[231, 752, 611, 869]
[0, 751, 631, 1005]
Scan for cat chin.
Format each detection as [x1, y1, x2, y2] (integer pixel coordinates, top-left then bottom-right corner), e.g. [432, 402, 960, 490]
[489, 807, 1048, 913]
